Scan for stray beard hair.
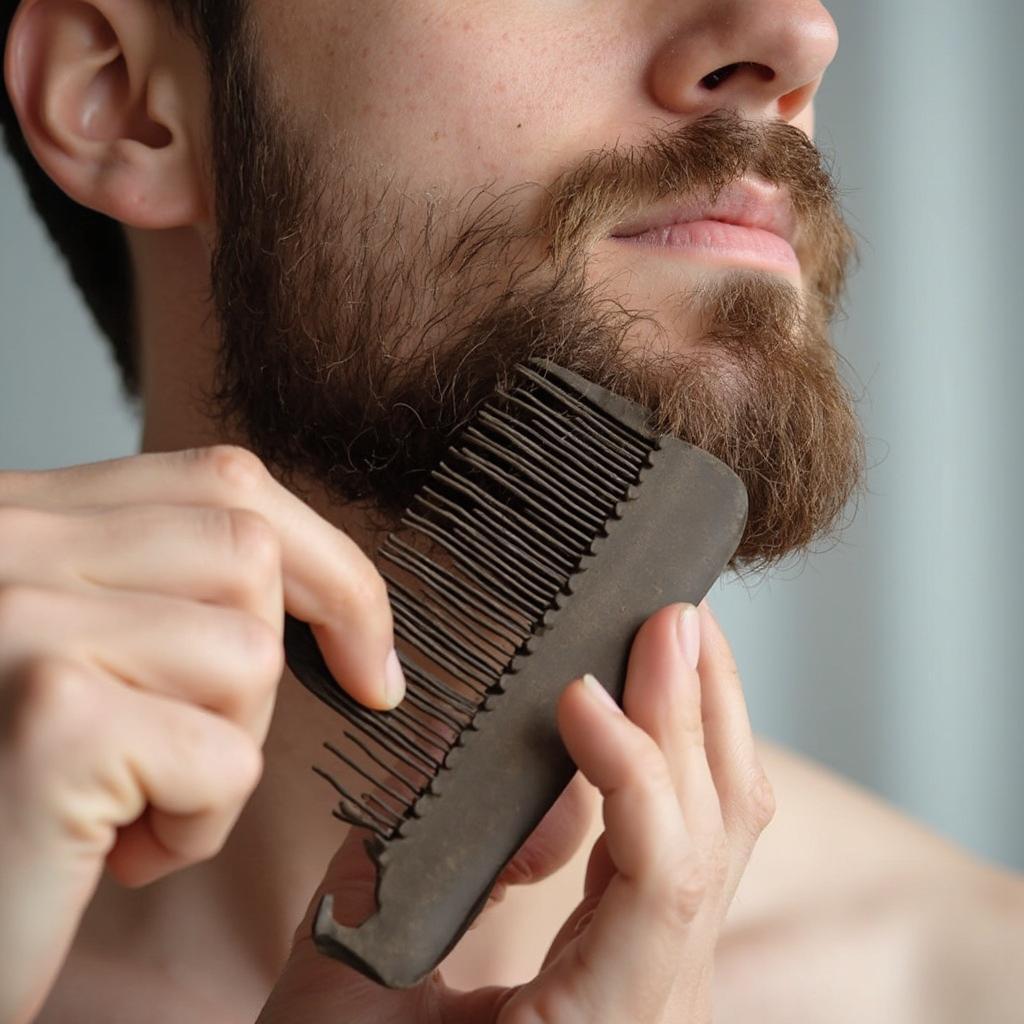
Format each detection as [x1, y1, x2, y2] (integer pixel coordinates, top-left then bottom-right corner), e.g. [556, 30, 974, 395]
[204, 22, 866, 575]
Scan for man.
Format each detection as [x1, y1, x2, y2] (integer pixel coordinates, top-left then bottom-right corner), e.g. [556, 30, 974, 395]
[1, 0, 1021, 1021]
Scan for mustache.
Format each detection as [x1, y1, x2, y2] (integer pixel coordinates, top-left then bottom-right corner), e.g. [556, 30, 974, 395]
[539, 110, 855, 314]
[206, 40, 867, 573]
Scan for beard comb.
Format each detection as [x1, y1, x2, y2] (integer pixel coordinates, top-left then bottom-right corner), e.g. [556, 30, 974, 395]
[282, 359, 748, 988]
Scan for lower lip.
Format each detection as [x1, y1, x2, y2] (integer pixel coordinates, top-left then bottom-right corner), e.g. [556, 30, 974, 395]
[611, 220, 800, 272]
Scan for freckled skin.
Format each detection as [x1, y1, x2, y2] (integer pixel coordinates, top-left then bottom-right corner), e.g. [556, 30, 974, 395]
[249, 0, 825, 349]
[256, 2, 747, 215]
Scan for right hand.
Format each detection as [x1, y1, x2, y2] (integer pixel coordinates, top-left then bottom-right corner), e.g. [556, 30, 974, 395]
[0, 445, 400, 1024]
[259, 601, 774, 1024]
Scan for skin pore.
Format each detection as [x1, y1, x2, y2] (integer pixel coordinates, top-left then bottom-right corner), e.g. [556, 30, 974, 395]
[20, 1, 1023, 1022]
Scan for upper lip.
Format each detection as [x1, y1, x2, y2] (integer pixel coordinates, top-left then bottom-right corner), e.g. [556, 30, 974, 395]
[608, 178, 797, 247]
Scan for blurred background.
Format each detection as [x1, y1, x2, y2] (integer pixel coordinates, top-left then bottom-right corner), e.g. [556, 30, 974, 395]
[2, 0, 1021, 871]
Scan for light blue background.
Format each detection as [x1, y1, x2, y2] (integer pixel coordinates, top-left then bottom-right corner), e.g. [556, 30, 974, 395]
[2, 1, 1021, 870]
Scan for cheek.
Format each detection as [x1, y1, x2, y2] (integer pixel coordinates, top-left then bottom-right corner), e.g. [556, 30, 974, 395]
[257, 1, 614, 199]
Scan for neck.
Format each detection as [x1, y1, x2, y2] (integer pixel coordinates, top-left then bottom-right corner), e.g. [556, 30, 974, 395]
[90, 228, 603, 1006]
[82, 227, 365, 995]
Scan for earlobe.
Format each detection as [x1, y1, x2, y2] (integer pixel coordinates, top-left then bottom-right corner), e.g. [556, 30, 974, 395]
[4, 0, 208, 229]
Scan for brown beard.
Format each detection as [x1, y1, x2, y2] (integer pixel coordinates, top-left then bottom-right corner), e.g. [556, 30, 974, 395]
[203, 21, 866, 576]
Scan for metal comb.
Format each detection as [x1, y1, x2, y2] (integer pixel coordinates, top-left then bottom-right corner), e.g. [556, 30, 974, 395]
[283, 359, 748, 987]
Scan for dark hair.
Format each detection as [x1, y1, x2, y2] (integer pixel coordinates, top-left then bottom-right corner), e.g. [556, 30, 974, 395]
[0, 1, 236, 398]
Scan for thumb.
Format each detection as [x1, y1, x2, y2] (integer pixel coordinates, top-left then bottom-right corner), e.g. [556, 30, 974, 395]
[303, 825, 378, 934]
[259, 828, 428, 1023]
[261, 827, 521, 1024]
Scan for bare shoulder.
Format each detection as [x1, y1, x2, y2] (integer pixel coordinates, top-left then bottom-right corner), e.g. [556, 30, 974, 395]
[715, 740, 1024, 1024]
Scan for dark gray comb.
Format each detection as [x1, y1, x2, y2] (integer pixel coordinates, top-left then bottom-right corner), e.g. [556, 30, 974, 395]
[283, 359, 747, 988]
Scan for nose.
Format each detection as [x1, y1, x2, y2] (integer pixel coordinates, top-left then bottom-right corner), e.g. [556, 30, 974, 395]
[648, 0, 839, 124]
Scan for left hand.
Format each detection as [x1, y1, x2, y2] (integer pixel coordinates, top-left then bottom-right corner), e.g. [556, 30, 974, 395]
[257, 599, 775, 1023]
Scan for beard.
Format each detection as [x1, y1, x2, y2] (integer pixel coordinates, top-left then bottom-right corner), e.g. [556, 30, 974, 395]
[202, 22, 866, 576]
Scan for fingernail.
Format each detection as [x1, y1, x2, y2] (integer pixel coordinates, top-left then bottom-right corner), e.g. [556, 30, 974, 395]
[582, 672, 621, 713]
[384, 648, 406, 708]
[678, 605, 701, 671]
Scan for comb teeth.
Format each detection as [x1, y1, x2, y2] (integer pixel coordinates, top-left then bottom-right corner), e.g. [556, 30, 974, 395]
[312, 362, 655, 841]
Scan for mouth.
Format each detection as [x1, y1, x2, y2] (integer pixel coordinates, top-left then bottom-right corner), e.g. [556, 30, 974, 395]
[607, 177, 800, 274]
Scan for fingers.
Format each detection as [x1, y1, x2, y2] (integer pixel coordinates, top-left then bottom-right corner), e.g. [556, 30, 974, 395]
[697, 601, 776, 851]
[0, 586, 283, 742]
[558, 676, 686, 883]
[9, 446, 401, 709]
[510, 602, 773, 1023]
[622, 603, 723, 840]
[260, 827, 449, 1024]
[79, 503, 286, 639]
[0, 503, 285, 640]
[549, 675, 692, 1020]
[4, 656, 262, 888]
[104, 692, 264, 887]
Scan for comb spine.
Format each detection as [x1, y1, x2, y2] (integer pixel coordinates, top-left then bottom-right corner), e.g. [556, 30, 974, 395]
[311, 437, 747, 987]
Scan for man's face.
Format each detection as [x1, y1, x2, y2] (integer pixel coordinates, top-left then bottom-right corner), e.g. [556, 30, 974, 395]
[207, 0, 865, 572]
[250, 0, 829, 311]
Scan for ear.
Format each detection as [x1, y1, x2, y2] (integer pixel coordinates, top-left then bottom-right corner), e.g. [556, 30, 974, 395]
[3, 0, 209, 228]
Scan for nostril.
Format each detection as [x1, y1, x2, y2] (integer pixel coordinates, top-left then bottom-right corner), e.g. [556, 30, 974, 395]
[701, 63, 741, 90]
[700, 61, 776, 91]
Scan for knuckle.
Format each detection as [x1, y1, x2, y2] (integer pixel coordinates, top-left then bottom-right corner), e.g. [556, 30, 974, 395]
[199, 508, 281, 609]
[9, 656, 96, 753]
[196, 505, 232, 552]
[233, 740, 265, 797]
[363, 563, 391, 611]
[675, 696, 705, 747]
[236, 614, 285, 681]
[339, 561, 390, 621]
[191, 833, 228, 864]
[664, 855, 712, 925]
[618, 745, 675, 806]
[224, 508, 280, 572]
[196, 445, 269, 500]
[625, 739, 674, 796]
[736, 767, 777, 836]
[209, 737, 264, 819]
[183, 814, 238, 865]
[171, 723, 261, 827]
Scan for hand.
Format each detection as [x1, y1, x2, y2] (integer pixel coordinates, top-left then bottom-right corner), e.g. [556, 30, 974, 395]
[258, 599, 775, 1023]
[0, 446, 398, 1024]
